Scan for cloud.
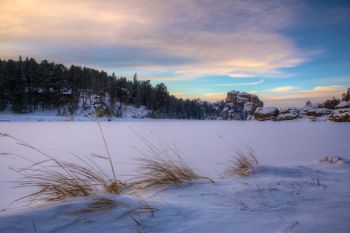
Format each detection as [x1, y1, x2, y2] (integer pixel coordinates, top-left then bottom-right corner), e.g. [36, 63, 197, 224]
[215, 79, 264, 87]
[261, 85, 347, 107]
[203, 92, 227, 101]
[0, 0, 307, 79]
[171, 91, 227, 101]
[170, 91, 203, 100]
[270, 86, 296, 92]
[137, 73, 199, 82]
[228, 73, 255, 78]
[170, 92, 187, 98]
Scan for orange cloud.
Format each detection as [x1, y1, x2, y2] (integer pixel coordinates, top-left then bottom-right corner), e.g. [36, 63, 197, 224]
[202, 92, 227, 101]
[261, 85, 347, 107]
[270, 86, 296, 92]
[215, 80, 264, 87]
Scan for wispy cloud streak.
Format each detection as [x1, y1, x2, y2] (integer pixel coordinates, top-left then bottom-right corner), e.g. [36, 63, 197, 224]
[215, 80, 264, 87]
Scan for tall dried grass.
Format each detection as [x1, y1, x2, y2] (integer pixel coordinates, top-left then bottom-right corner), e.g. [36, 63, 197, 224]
[224, 148, 259, 177]
[0, 126, 125, 206]
[130, 130, 214, 189]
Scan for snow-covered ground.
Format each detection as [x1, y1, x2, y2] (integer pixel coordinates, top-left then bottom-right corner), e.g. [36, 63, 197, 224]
[0, 105, 150, 122]
[0, 121, 350, 232]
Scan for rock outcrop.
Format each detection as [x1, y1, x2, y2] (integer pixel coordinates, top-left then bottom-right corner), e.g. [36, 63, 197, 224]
[201, 87, 350, 122]
[216, 90, 263, 120]
[254, 107, 279, 121]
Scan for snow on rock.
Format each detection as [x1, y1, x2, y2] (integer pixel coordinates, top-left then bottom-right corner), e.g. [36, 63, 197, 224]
[275, 113, 298, 121]
[243, 102, 254, 114]
[329, 108, 350, 122]
[304, 108, 333, 117]
[254, 106, 279, 121]
[320, 156, 343, 164]
[336, 100, 350, 109]
[275, 107, 300, 121]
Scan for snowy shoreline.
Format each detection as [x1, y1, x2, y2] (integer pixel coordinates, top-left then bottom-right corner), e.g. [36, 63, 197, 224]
[1, 112, 349, 122]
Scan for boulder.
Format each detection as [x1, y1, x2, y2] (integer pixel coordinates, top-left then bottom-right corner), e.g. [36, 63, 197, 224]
[275, 114, 298, 121]
[254, 107, 279, 121]
[320, 156, 343, 164]
[275, 107, 300, 121]
[336, 101, 350, 109]
[329, 108, 350, 122]
[304, 108, 333, 117]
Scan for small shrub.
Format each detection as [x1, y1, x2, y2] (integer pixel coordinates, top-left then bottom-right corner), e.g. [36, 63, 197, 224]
[322, 97, 340, 110]
[305, 100, 312, 107]
[225, 148, 259, 176]
[309, 176, 326, 189]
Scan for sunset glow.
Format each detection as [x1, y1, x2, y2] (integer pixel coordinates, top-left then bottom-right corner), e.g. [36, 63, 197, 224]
[1, 0, 349, 106]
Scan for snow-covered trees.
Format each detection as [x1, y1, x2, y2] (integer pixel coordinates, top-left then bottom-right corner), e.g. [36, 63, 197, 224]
[0, 57, 206, 119]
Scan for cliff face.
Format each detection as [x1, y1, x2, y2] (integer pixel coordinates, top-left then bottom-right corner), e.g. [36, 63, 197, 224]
[216, 90, 264, 120]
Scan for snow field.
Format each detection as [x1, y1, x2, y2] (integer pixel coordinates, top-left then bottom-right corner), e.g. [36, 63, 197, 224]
[0, 121, 350, 232]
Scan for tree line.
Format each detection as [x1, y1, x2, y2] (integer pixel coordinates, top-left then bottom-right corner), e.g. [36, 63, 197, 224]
[0, 57, 215, 119]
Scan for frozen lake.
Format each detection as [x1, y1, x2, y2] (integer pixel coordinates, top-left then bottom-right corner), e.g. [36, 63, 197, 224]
[1, 121, 350, 209]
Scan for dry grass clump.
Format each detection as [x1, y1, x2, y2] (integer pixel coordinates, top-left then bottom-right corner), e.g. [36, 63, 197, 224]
[133, 156, 213, 189]
[0, 130, 125, 206]
[130, 131, 213, 189]
[309, 176, 326, 189]
[225, 148, 259, 177]
[11, 158, 126, 203]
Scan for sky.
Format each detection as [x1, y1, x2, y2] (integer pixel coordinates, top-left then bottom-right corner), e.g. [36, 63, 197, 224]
[1, 0, 350, 107]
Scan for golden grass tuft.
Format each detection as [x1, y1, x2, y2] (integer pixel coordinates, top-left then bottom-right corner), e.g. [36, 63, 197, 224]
[0, 131, 125, 206]
[225, 148, 259, 177]
[130, 131, 214, 189]
[133, 156, 213, 189]
[11, 158, 126, 203]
